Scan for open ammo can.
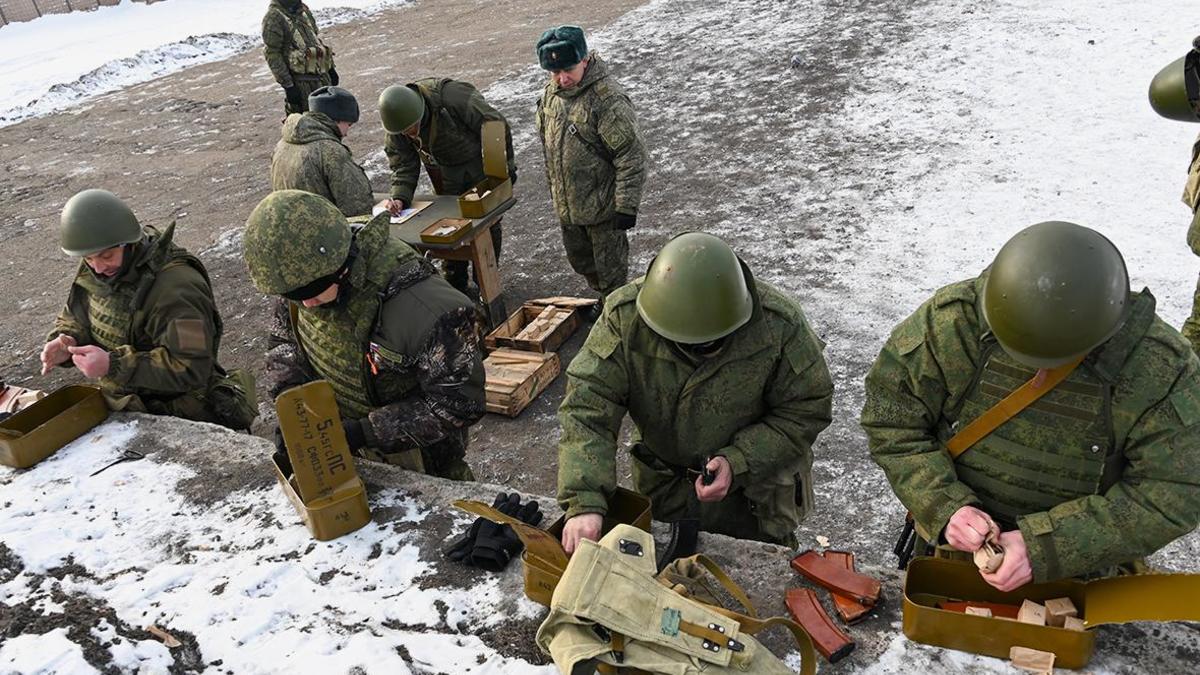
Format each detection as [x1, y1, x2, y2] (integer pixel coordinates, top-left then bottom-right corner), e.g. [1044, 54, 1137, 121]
[0, 385, 108, 469]
[271, 453, 371, 541]
[903, 556, 1200, 669]
[457, 119, 512, 218]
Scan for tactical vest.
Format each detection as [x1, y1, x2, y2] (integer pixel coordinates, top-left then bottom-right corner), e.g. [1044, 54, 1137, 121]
[73, 228, 215, 354]
[290, 228, 422, 420]
[940, 294, 1155, 525]
[273, 5, 333, 76]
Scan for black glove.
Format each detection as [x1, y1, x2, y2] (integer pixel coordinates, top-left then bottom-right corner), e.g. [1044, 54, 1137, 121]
[471, 493, 543, 572]
[328, 68, 339, 86]
[284, 85, 304, 108]
[341, 417, 367, 451]
[615, 212, 637, 230]
[272, 426, 293, 476]
[509, 165, 518, 185]
[443, 491, 510, 563]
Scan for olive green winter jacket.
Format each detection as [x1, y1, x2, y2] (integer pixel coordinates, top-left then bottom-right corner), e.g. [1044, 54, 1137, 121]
[271, 111, 374, 217]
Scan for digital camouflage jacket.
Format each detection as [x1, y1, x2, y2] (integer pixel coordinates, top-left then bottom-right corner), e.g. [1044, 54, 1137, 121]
[264, 215, 486, 476]
[271, 111, 374, 217]
[557, 268, 834, 545]
[862, 273, 1200, 581]
[262, 0, 333, 87]
[385, 78, 515, 206]
[536, 55, 646, 226]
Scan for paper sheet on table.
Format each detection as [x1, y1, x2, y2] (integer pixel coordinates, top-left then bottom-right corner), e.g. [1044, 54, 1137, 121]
[372, 200, 433, 224]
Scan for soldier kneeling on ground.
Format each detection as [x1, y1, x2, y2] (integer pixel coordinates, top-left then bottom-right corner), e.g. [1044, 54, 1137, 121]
[243, 190, 485, 479]
[42, 190, 257, 430]
[863, 221, 1200, 590]
[557, 232, 834, 552]
[271, 85, 374, 218]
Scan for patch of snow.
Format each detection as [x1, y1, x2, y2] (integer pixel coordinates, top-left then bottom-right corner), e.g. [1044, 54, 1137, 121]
[0, 0, 413, 127]
[0, 628, 97, 675]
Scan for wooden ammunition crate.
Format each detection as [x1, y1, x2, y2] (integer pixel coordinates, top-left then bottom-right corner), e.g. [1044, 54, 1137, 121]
[484, 349, 561, 417]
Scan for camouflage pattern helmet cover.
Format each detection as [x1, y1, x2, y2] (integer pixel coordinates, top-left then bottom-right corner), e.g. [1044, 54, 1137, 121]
[636, 231, 753, 344]
[59, 189, 143, 257]
[378, 84, 425, 134]
[1148, 47, 1200, 123]
[983, 221, 1130, 369]
[536, 25, 587, 71]
[242, 190, 353, 295]
[308, 85, 360, 124]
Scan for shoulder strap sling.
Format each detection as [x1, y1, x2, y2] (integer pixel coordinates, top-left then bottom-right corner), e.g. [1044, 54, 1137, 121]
[945, 355, 1085, 459]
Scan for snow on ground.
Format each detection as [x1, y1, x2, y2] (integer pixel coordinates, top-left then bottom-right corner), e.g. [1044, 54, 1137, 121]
[0, 418, 554, 674]
[0, 0, 411, 127]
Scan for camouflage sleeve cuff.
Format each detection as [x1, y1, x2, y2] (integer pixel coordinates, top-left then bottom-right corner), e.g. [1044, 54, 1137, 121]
[916, 484, 979, 544]
[715, 445, 749, 476]
[563, 493, 609, 520]
[389, 187, 415, 204]
[105, 347, 136, 387]
[1017, 511, 1062, 582]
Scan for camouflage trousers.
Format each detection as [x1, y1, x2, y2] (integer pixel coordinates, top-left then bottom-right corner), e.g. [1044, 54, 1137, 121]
[444, 221, 503, 296]
[284, 74, 332, 116]
[630, 450, 801, 548]
[1183, 210, 1200, 353]
[561, 221, 629, 297]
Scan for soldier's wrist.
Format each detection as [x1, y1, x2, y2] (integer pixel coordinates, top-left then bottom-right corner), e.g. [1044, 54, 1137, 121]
[714, 446, 748, 476]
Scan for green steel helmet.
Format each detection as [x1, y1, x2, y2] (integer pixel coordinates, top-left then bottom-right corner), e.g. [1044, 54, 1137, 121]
[1148, 47, 1200, 123]
[242, 190, 353, 296]
[982, 221, 1130, 369]
[59, 189, 142, 257]
[378, 84, 425, 134]
[636, 232, 753, 344]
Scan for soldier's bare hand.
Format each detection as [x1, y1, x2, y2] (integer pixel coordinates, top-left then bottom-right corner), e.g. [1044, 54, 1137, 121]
[980, 530, 1032, 592]
[68, 345, 110, 379]
[384, 199, 407, 216]
[562, 513, 602, 555]
[695, 456, 733, 502]
[945, 505, 997, 552]
[40, 335, 76, 375]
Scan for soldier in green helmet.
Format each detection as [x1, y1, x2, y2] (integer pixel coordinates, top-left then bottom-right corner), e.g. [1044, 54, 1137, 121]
[43, 190, 257, 430]
[862, 221, 1200, 590]
[271, 86, 373, 217]
[378, 81, 516, 295]
[243, 189, 485, 479]
[262, 0, 337, 116]
[535, 25, 646, 309]
[1150, 37, 1200, 352]
[557, 232, 834, 552]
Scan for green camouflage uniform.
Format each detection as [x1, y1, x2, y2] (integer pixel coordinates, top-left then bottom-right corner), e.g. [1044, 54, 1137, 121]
[1180, 133, 1200, 352]
[536, 55, 646, 297]
[262, 0, 334, 115]
[557, 269, 834, 546]
[385, 78, 515, 293]
[271, 111, 374, 217]
[48, 224, 255, 429]
[264, 214, 486, 479]
[862, 273, 1200, 581]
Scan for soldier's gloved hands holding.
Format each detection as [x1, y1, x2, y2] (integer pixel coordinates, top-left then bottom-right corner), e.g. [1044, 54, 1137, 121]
[695, 455, 732, 502]
[615, 212, 637, 230]
[340, 417, 367, 451]
[471, 493, 543, 572]
[980, 530, 1032, 592]
[40, 334, 76, 375]
[328, 68, 339, 86]
[68, 345, 110, 378]
[284, 85, 304, 108]
[945, 505, 998, 553]
[562, 513, 603, 555]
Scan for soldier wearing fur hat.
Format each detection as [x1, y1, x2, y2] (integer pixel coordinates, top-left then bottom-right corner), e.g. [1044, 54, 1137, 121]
[271, 86, 374, 217]
[535, 25, 646, 307]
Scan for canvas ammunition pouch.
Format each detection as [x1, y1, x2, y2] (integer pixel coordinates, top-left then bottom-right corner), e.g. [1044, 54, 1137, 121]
[536, 524, 816, 675]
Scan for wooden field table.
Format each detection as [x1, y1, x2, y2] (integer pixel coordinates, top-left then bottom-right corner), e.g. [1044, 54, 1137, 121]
[384, 194, 515, 327]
